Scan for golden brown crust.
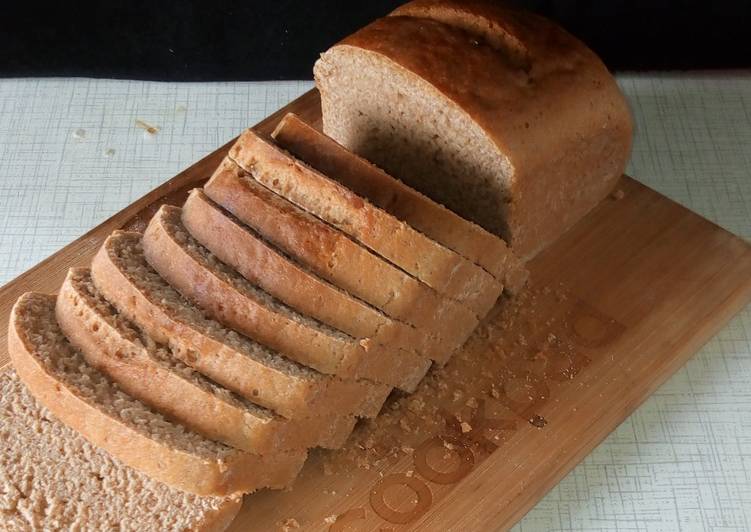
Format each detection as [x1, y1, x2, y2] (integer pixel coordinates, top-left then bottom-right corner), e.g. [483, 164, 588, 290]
[327, 2, 633, 258]
[182, 189, 426, 355]
[391, 0, 539, 70]
[90, 232, 387, 420]
[271, 113, 528, 294]
[143, 205, 429, 391]
[204, 158, 478, 356]
[230, 128, 501, 317]
[8, 293, 306, 497]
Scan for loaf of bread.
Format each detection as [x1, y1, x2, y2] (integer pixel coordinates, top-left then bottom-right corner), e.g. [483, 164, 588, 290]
[0, 370, 241, 531]
[315, 0, 633, 258]
[3, 3, 629, 523]
[8, 293, 306, 497]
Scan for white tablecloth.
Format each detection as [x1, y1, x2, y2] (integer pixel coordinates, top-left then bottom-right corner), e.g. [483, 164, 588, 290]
[1, 74, 749, 531]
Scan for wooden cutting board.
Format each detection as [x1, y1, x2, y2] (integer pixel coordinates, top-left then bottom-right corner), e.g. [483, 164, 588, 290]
[1, 89, 750, 531]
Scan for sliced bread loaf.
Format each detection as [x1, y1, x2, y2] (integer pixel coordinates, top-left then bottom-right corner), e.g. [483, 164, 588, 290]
[0, 370, 241, 531]
[143, 204, 430, 391]
[56, 267, 356, 452]
[91, 231, 390, 419]
[315, 1, 633, 259]
[271, 113, 529, 294]
[204, 158, 478, 355]
[228, 128, 502, 317]
[8, 292, 306, 496]
[182, 189, 441, 358]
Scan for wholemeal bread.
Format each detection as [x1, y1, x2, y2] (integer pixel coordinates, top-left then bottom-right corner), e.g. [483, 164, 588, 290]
[56, 267, 355, 452]
[91, 231, 390, 419]
[0, 370, 241, 531]
[143, 205, 430, 391]
[271, 113, 529, 294]
[204, 158, 478, 357]
[229, 128, 502, 317]
[182, 188, 433, 354]
[315, 0, 633, 258]
[8, 292, 306, 496]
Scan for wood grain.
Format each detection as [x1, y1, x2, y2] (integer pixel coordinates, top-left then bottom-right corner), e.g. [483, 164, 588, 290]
[1, 89, 750, 531]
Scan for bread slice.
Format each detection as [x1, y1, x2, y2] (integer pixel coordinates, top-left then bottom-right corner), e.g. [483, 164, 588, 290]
[56, 267, 355, 452]
[204, 158, 478, 355]
[229, 128, 502, 318]
[182, 189, 443, 359]
[315, 1, 633, 259]
[143, 204, 430, 391]
[8, 292, 306, 496]
[0, 370, 241, 531]
[91, 231, 390, 419]
[271, 113, 529, 294]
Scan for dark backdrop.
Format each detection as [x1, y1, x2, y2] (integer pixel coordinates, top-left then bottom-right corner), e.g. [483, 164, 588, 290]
[1, 1, 748, 80]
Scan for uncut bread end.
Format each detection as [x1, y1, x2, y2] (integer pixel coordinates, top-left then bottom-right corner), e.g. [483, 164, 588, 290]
[316, 6, 632, 259]
[271, 112, 528, 295]
[90, 231, 391, 420]
[8, 292, 306, 497]
[0, 370, 241, 531]
[144, 204, 429, 392]
[228, 127, 502, 317]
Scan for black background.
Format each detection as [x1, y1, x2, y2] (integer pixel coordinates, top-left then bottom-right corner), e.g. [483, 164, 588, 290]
[1, 1, 748, 80]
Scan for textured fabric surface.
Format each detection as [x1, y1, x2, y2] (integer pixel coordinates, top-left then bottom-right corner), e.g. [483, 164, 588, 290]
[0, 74, 749, 531]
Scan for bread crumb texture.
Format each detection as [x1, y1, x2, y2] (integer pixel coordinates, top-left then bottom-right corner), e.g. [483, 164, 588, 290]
[69, 268, 273, 420]
[0, 371, 233, 531]
[14, 293, 235, 461]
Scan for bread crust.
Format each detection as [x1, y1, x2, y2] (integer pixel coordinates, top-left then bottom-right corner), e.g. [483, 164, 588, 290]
[91, 231, 390, 419]
[320, 1, 633, 258]
[143, 205, 429, 391]
[182, 189, 428, 355]
[204, 158, 478, 356]
[8, 293, 306, 497]
[271, 113, 528, 294]
[230, 128, 501, 317]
